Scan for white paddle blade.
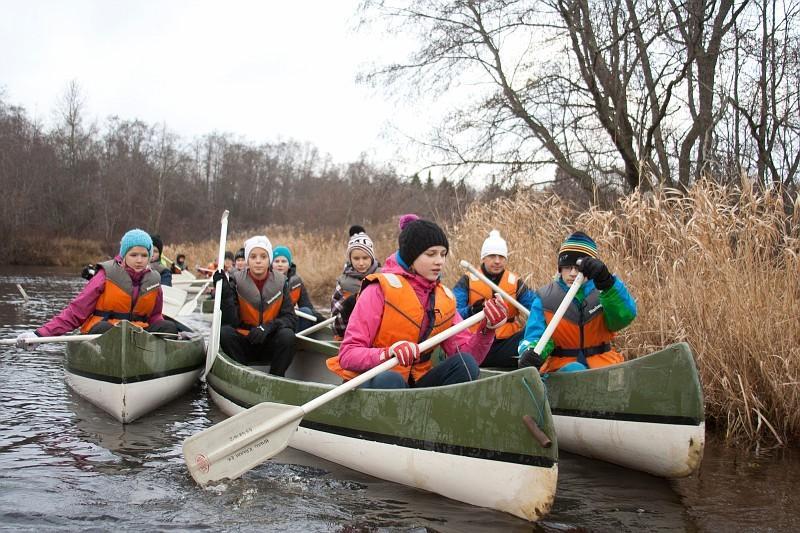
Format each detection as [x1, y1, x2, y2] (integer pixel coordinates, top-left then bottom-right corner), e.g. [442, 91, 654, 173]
[183, 402, 303, 485]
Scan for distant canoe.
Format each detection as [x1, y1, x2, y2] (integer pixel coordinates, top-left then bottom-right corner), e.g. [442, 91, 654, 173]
[206, 339, 559, 522]
[65, 320, 205, 423]
[487, 342, 705, 478]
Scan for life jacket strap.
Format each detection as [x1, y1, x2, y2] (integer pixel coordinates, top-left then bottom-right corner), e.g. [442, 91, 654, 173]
[550, 343, 612, 359]
[93, 310, 149, 323]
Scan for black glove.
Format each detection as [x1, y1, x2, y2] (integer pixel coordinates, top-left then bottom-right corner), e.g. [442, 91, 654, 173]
[247, 322, 277, 344]
[81, 264, 97, 280]
[212, 269, 232, 295]
[313, 311, 326, 323]
[518, 347, 544, 369]
[212, 269, 227, 284]
[340, 294, 357, 319]
[577, 257, 613, 290]
[469, 299, 485, 316]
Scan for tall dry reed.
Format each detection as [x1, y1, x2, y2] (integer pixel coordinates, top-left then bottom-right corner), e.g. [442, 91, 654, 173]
[447, 180, 800, 446]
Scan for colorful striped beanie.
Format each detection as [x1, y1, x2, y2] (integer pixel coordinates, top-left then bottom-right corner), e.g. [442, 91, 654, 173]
[557, 231, 598, 267]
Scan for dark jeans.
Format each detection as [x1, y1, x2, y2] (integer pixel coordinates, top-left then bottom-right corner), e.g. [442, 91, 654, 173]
[361, 353, 480, 389]
[481, 330, 524, 369]
[88, 319, 178, 335]
[219, 324, 295, 376]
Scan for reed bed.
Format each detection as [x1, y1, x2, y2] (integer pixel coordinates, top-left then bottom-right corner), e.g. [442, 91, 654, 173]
[447, 180, 800, 446]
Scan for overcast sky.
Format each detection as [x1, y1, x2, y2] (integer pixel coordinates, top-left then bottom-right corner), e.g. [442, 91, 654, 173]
[0, 1, 429, 170]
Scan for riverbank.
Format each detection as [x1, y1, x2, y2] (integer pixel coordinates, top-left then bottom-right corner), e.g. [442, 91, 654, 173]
[7, 236, 106, 267]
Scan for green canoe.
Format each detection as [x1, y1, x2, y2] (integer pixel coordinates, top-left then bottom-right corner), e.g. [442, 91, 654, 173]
[206, 335, 559, 522]
[65, 320, 205, 423]
[490, 342, 705, 478]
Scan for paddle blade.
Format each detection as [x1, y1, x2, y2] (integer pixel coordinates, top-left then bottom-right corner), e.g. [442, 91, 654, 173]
[183, 402, 303, 485]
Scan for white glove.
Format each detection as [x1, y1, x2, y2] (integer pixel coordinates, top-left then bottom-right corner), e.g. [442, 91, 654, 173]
[177, 331, 197, 341]
[16, 331, 38, 350]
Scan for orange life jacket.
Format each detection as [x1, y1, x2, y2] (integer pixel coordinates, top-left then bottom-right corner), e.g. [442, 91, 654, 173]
[80, 260, 161, 333]
[327, 272, 457, 383]
[466, 269, 522, 339]
[232, 269, 286, 336]
[287, 273, 303, 306]
[536, 280, 623, 372]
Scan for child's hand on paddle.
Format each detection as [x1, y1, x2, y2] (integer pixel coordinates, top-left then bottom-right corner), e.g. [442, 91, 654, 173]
[483, 295, 508, 330]
[385, 340, 420, 366]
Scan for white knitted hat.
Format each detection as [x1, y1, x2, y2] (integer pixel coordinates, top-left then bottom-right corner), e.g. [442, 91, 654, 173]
[244, 235, 273, 263]
[480, 230, 508, 259]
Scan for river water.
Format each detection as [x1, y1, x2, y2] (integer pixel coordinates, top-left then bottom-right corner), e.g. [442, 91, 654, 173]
[1, 267, 798, 532]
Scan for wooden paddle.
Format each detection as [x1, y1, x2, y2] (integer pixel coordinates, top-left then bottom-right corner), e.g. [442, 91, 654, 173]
[182, 309, 487, 485]
[0, 334, 101, 346]
[177, 278, 214, 316]
[459, 260, 530, 318]
[202, 210, 230, 380]
[296, 316, 335, 337]
[531, 272, 584, 357]
[1, 330, 181, 347]
[294, 309, 317, 322]
[16, 284, 29, 302]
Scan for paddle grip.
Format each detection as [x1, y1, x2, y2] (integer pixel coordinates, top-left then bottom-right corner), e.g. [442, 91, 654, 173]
[522, 415, 552, 448]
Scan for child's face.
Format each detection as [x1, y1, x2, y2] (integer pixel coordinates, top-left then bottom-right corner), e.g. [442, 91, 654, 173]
[248, 249, 270, 278]
[411, 246, 447, 281]
[559, 265, 582, 286]
[482, 254, 507, 275]
[235, 258, 246, 270]
[272, 256, 290, 275]
[151, 248, 161, 262]
[349, 249, 373, 274]
[224, 258, 233, 272]
[125, 246, 150, 272]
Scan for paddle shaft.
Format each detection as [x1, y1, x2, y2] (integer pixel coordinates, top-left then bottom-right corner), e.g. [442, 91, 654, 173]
[0, 334, 100, 346]
[294, 309, 317, 322]
[203, 210, 230, 379]
[201, 310, 487, 468]
[296, 315, 335, 336]
[16, 284, 29, 302]
[459, 260, 529, 318]
[533, 272, 583, 355]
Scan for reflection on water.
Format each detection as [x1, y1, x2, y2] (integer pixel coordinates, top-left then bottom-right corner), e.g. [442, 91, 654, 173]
[1, 267, 798, 531]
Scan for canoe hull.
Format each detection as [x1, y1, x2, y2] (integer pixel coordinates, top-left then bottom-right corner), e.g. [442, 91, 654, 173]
[207, 351, 558, 522]
[544, 342, 705, 477]
[67, 367, 201, 423]
[210, 387, 557, 520]
[65, 321, 205, 423]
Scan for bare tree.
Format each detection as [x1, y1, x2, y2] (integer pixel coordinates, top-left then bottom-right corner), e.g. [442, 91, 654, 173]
[359, 0, 751, 197]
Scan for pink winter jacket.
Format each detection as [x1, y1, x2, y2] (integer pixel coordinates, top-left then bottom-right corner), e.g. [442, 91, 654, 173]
[36, 257, 165, 337]
[337, 253, 495, 372]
